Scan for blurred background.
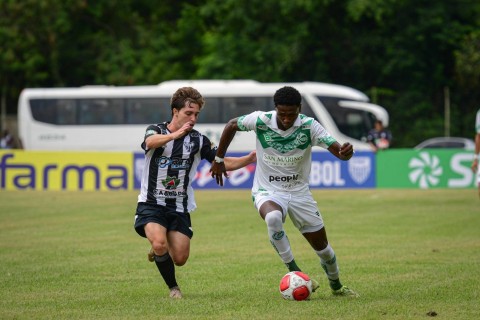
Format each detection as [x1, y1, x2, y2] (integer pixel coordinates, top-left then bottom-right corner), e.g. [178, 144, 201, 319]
[1, 0, 479, 149]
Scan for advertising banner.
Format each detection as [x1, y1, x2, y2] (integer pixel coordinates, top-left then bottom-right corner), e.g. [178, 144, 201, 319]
[377, 149, 476, 189]
[1, 150, 375, 191]
[134, 151, 376, 189]
[0, 150, 133, 191]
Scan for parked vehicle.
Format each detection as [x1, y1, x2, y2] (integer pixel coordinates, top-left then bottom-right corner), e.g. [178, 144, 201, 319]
[18, 80, 389, 151]
[414, 137, 475, 150]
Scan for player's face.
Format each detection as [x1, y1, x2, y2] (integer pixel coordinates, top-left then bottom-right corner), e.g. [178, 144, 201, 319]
[275, 105, 300, 130]
[173, 101, 201, 128]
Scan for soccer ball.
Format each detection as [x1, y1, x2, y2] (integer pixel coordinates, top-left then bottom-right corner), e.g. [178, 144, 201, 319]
[279, 271, 313, 301]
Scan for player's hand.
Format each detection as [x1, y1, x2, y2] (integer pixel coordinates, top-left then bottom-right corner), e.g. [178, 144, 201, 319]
[339, 142, 354, 159]
[210, 160, 228, 187]
[173, 121, 194, 139]
[247, 150, 257, 163]
[472, 159, 478, 173]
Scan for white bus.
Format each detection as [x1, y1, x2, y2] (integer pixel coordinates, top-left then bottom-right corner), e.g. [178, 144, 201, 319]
[17, 80, 389, 152]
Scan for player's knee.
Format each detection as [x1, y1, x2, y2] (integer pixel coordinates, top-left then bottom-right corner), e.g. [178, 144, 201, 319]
[172, 253, 189, 266]
[265, 210, 283, 230]
[151, 240, 168, 256]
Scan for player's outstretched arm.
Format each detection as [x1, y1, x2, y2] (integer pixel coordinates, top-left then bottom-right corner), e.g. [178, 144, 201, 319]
[328, 142, 354, 161]
[224, 151, 256, 171]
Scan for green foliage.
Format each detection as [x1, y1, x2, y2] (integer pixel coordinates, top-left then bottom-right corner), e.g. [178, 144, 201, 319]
[455, 31, 480, 89]
[0, 189, 478, 319]
[1, 0, 480, 146]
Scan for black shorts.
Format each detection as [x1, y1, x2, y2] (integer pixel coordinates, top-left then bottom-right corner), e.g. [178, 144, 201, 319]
[134, 202, 193, 239]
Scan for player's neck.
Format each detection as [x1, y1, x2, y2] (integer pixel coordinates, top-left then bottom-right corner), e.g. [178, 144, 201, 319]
[167, 122, 178, 132]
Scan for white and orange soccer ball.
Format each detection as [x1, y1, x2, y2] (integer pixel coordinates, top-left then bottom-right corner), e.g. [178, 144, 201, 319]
[279, 271, 313, 301]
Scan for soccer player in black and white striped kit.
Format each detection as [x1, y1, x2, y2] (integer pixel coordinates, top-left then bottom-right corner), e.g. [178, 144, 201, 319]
[134, 87, 256, 299]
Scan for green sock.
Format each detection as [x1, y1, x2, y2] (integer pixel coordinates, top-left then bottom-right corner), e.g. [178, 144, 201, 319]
[286, 259, 301, 272]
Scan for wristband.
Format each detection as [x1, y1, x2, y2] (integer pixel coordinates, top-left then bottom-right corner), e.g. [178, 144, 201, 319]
[214, 156, 224, 163]
[474, 154, 479, 160]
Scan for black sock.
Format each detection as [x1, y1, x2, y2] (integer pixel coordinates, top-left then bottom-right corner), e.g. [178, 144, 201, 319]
[154, 253, 178, 289]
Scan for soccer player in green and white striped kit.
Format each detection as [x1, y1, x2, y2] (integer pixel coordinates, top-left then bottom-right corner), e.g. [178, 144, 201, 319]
[210, 86, 358, 297]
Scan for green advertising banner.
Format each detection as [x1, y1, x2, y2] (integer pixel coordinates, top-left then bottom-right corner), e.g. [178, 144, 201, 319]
[377, 149, 476, 189]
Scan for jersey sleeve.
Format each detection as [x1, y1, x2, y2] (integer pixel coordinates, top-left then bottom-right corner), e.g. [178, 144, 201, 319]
[310, 119, 336, 149]
[237, 111, 262, 132]
[141, 124, 163, 151]
[200, 135, 217, 162]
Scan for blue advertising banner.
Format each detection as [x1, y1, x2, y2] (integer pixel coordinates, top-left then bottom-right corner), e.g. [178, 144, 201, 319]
[133, 151, 375, 190]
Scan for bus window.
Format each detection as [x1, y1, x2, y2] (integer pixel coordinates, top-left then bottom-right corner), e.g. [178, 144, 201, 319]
[197, 97, 221, 123]
[317, 96, 375, 141]
[57, 100, 77, 124]
[126, 98, 170, 124]
[221, 97, 270, 122]
[30, 99, 56, 124]
[197, 97, 271, 124]
[30, 98, 77, 125]
[78, 99, 124, 125]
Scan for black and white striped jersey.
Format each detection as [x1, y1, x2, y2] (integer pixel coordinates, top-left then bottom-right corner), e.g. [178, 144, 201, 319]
[137, 122, 217, 213]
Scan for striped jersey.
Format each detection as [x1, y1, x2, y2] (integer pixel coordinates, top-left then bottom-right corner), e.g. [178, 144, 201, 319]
[137, 122, 216, 212]
[237, 111, 336, 194]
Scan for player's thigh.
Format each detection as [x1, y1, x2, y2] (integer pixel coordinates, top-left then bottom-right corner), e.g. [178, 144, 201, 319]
[167, 231, 191, 265]
[144, 222, 168, 246]
[288, 195, 324, 232]
[254, 192, 288, 219]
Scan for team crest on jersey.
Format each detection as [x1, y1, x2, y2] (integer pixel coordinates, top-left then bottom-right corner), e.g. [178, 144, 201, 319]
[184, 141, 196, 152]
[295, 133, 308, 145]
[162, 176, 180, 189]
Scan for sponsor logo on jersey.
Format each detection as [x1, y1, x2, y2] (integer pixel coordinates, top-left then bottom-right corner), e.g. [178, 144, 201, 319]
[263, 154, 303, 167]
[155, 156, 191, 169]
[269, 174, 299, 183]
[153, 188, 187, 198]
[258, 125, 268, 130]
[161, 176, 180, 189]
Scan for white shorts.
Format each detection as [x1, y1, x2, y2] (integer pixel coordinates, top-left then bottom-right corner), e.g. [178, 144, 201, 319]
[253, 190, 324, 233]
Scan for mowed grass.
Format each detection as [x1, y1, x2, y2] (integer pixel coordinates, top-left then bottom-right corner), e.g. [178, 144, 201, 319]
[0, 189, 478, 319]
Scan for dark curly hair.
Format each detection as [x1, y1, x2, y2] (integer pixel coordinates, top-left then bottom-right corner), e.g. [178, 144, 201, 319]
[273, 86, 301, 106]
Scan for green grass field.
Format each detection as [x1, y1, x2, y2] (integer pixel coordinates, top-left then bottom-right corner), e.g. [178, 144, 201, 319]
[0, 189, 478, 319]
